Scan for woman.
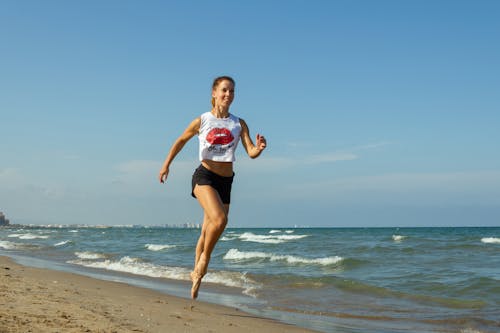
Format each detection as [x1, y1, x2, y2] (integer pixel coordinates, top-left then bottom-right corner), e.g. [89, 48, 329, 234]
[158, 76, 267, 299]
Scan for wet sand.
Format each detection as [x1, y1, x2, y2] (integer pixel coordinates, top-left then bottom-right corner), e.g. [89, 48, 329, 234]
[0, 256, 317, 333]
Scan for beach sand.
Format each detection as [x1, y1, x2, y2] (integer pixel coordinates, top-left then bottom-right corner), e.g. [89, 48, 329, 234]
[0, 256, 317, 333]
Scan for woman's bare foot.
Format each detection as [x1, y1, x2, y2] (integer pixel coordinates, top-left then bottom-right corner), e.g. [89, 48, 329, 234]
[190, 270, 203, 299]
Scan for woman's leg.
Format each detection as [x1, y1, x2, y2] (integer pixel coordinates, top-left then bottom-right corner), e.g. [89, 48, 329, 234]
[194, 214, 208, 268]
[191, 184, 229, 299]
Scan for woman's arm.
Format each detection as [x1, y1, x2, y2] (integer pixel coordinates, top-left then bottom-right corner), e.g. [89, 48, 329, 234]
[159, 117, 200, 183]
[240, 118, 267, 159]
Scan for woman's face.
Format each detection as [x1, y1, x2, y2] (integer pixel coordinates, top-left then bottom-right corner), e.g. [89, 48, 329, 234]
[212, 80, 235, 108]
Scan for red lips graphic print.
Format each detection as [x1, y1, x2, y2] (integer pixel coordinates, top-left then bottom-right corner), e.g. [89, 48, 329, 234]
[206, 128, 234, 145]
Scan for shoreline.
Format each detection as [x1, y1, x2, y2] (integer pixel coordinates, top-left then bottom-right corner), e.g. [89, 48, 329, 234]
[0, 255, 317, 333]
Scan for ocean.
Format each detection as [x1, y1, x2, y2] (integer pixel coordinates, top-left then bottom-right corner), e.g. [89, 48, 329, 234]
[1, 226, 499, 333]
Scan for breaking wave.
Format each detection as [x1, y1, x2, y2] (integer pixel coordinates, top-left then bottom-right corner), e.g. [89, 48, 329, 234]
[220, 235, 238, 241]
[221, 231, 306, 243]
[392, 235, 407, 242]
[223, 248, 343, 266]
[238, 232, 308, 244]
[145, 244, 176, 251]
[481, 237, 500, 244]
[74, 251, 108, 260]
[54, 240, 73, 247]
[0, 240, 41, 250]
[8, 233, 49, 240]
[0, 240, 22, 250]
[68, 256, 261, 296]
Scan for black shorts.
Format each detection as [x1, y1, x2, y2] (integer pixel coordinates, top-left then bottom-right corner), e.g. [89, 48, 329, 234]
[191, 164, 234, 204]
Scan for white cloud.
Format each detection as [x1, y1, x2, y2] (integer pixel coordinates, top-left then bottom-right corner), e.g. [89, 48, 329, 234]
[283, 170, 500, 204]
[336, 171, 500, 191]
[62, 154, 81, 160]
[0, 168, 67, 199]
[351, 141, 392, 151]
[110, 159, 199, 198]
[146, 141, 388, 178]
[237, 156, 295, 171]
[115, 160, 159, 175]
[0, 168, 24, 187]
[110, 160, 162, 192]
[307, 152, 358, 164]
[27, 184, 67, 199]
[236, 141, 385, 172]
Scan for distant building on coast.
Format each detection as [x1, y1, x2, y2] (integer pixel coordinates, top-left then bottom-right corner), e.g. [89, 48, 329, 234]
[161, 222, 201, 229]
[0, 212, 10, 226]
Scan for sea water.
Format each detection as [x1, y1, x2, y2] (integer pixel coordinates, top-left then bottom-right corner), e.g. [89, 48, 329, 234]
[1, 226, 499, 333]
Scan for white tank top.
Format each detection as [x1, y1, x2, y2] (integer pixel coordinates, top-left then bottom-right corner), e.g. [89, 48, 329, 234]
[198, 112, 242, 162]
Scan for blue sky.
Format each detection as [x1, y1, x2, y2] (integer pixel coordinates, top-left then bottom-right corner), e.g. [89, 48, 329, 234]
[1, 1, 499, 227]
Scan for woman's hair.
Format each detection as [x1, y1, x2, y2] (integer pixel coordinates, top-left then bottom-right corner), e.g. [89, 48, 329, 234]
[211, 76, 235, 107]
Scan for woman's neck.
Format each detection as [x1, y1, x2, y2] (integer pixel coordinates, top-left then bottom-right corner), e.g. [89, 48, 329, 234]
[211, 106, 229, 118]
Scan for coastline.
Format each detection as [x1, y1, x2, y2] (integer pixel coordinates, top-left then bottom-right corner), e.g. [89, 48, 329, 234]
[0, 255, 317, 333]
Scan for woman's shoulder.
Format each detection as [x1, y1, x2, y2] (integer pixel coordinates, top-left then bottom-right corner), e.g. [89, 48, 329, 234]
[237, 116, 247, 126]
[186, 116, 201, 132]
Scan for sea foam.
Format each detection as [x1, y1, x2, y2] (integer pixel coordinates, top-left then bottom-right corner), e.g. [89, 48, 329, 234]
[54, 240, 72, 247]
[0, 240, 40, 250]
[220, 236, 238, 241]
[238, 232, 308, 244]
[68, 256, 261, 296]
[223, 248, 343, 266]
[481, 237, 500, 244]
[0, 240, 21, 250]
[392, 235, 407, 242]
[74, 251, 108, 260]
[69, 256, 185, 279]
[145, 244, 176, 251]
[8, 233, 50, 240]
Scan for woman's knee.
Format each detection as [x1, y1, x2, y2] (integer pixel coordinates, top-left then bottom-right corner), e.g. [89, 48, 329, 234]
[210, 212, 227, 231]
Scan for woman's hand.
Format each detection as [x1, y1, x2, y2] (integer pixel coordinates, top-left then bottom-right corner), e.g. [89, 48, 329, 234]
[159, 166, 169, 183]
[158, 117, 201, 184]
[256, 134, 267, 152]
